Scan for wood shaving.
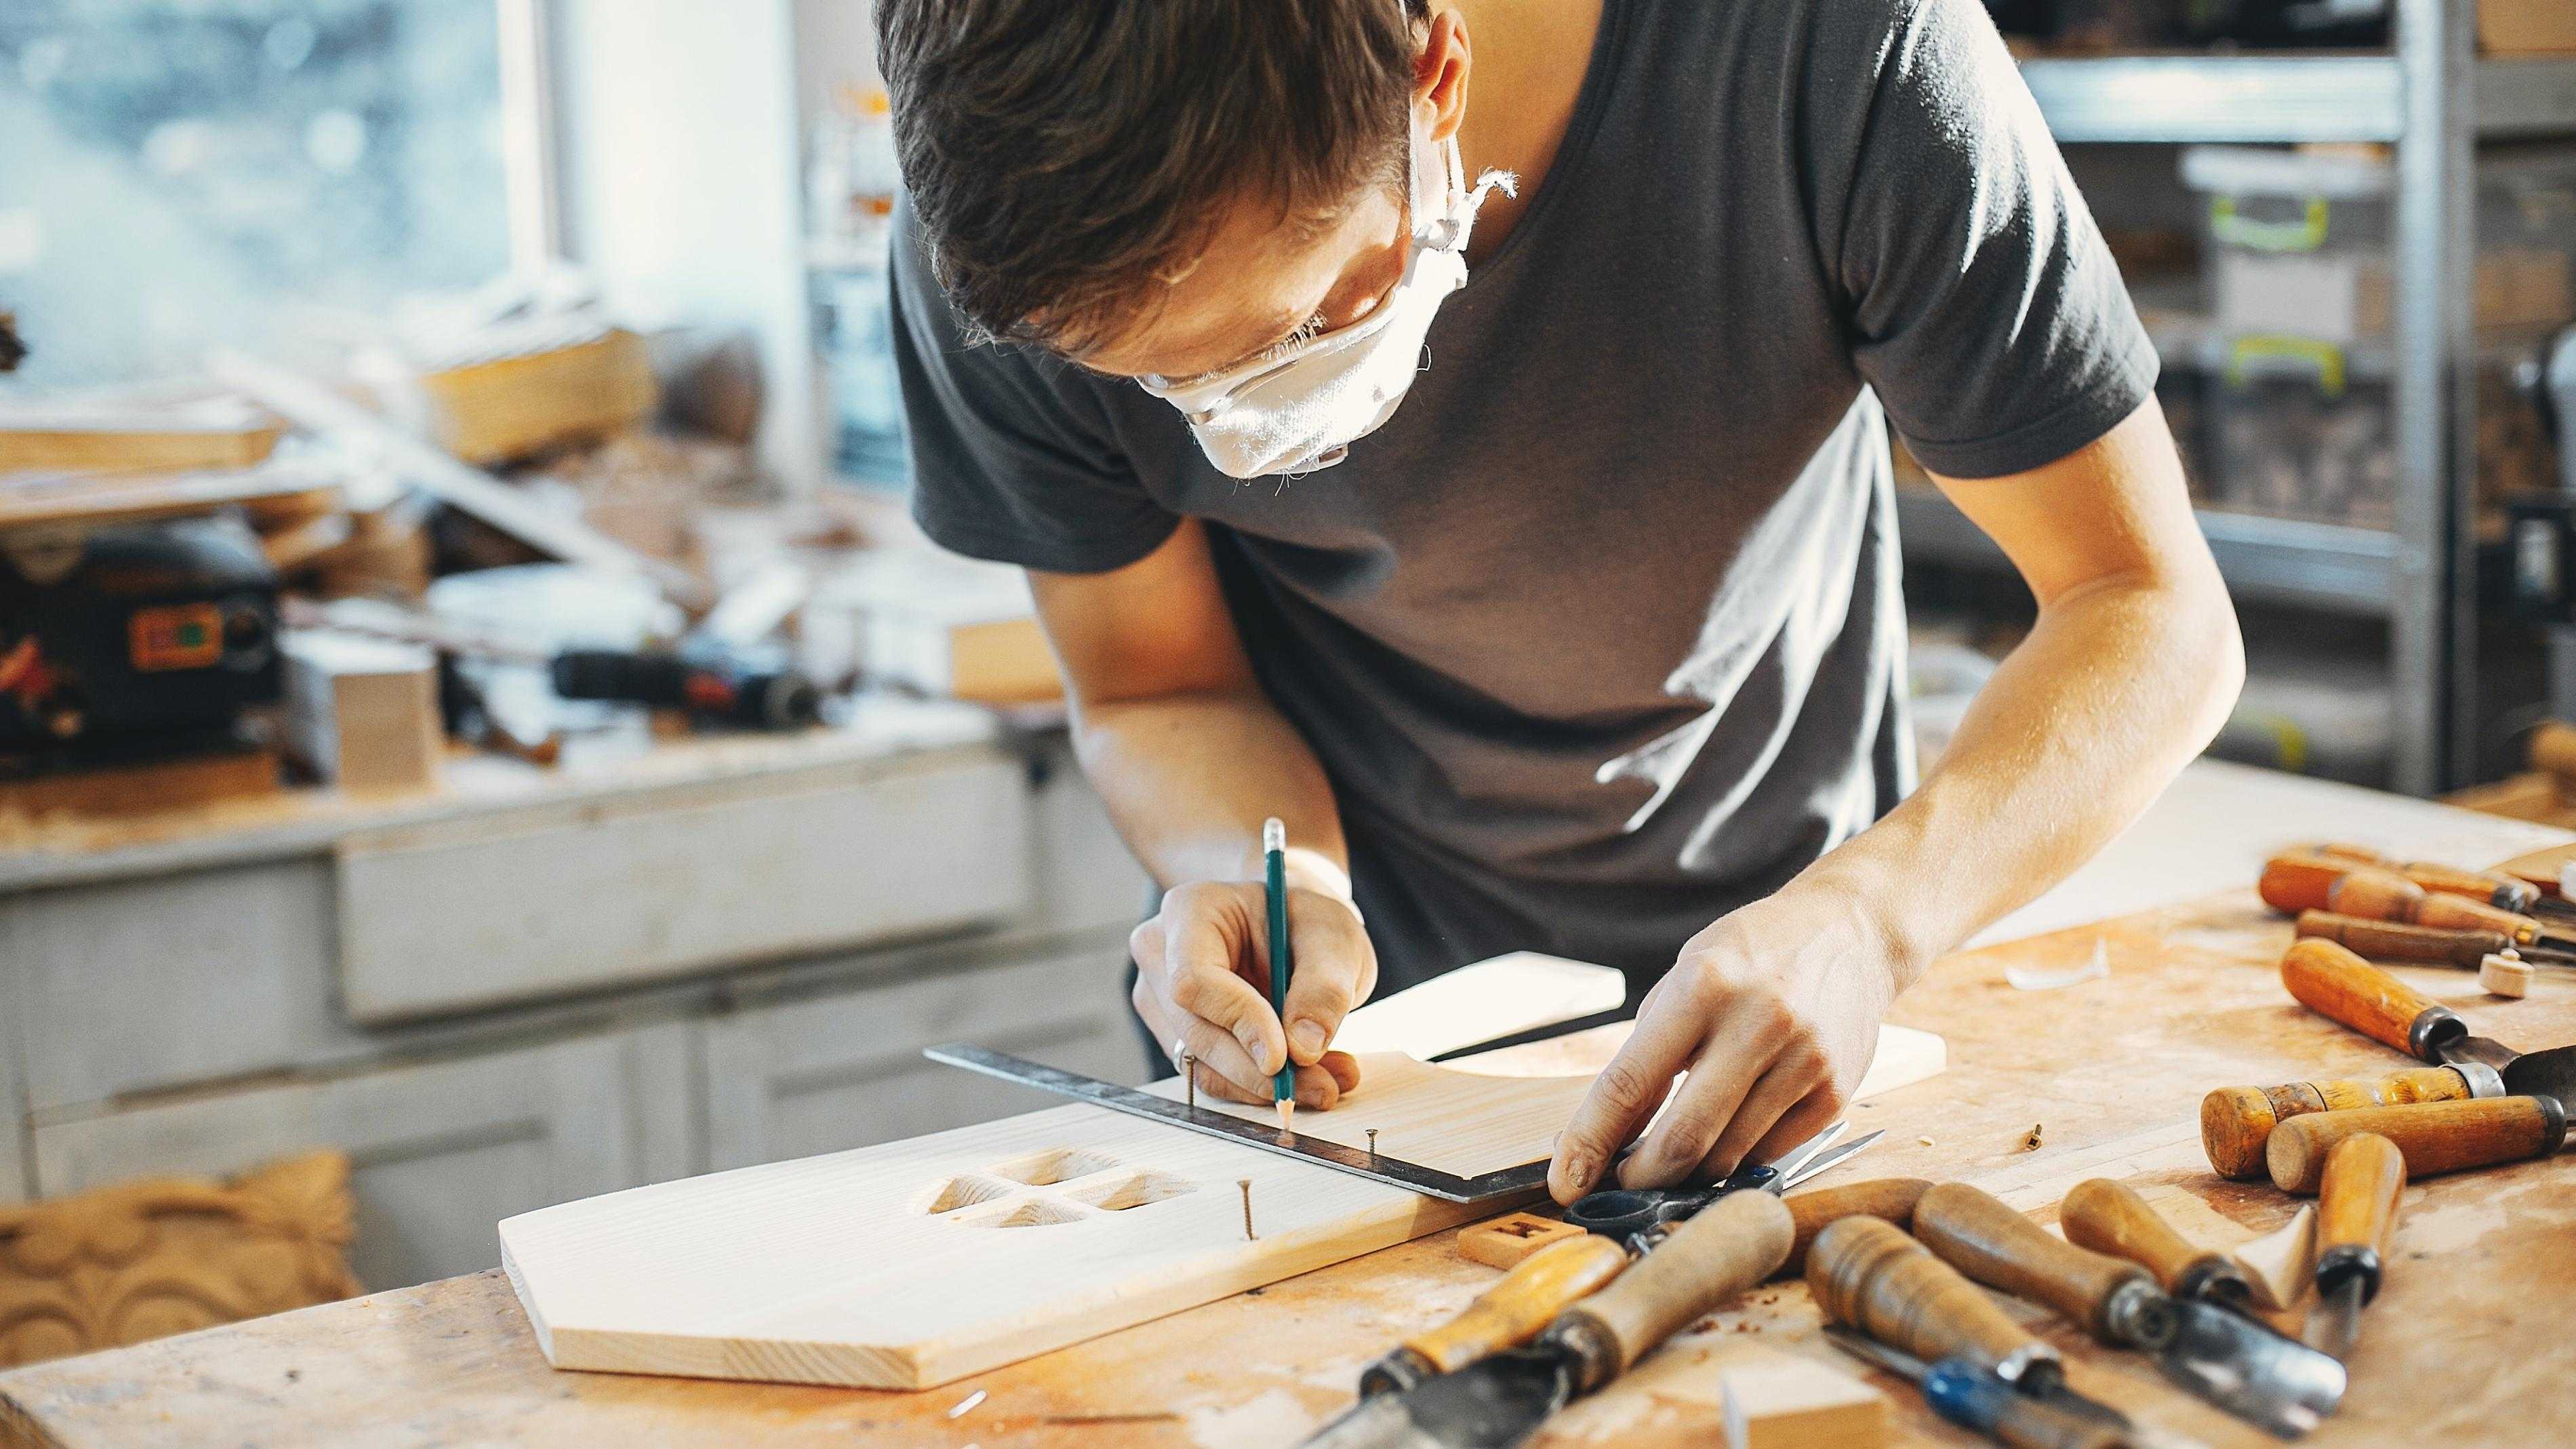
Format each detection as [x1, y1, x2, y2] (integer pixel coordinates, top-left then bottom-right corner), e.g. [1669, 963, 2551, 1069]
[1916, 1136, 1934, 1147]
[947, 1389, 986, 1419]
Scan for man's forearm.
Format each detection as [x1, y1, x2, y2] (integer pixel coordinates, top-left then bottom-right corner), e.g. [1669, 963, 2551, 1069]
[1070, 688, 1355, 895]
[1798, 566, 2243, 986]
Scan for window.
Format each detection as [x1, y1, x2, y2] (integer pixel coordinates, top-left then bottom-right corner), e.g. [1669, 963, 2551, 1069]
[0, 0, 523, 387]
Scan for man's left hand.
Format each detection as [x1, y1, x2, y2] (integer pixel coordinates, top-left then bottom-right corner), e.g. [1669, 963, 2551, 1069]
[1546, 887, 1900, 1204]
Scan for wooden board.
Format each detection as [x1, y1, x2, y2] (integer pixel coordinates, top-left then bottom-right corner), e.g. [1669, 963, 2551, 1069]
[500, 1006, 1944, 1391]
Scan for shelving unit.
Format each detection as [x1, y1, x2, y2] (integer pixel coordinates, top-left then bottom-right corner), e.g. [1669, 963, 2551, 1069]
[1931, 9, 2576, 792]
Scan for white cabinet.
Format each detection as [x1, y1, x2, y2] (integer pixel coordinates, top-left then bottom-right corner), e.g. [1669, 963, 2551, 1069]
[31, 1027, 693, 1290]
[703, 948, 1139, 1171]
[336, 750, 1031, 1021]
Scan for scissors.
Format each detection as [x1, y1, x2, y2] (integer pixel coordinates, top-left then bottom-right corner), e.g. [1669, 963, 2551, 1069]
[1563, 1120, 1884, 1251]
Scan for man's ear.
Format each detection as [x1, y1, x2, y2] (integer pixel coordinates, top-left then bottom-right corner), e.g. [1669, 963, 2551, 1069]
[1415, 9, 1469, 144]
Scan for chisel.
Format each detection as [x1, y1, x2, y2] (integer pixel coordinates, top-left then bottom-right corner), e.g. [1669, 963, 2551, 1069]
[2300, 844, 2563, 918]
[1807, 1216, 2143, 1444]
[2059, 1179, 2259, 1320]
[1913, 1183, 2345, 1437]
[1354, 1231, 1628, 1395]
[2290, 910, 2575, 969]
[2200, 1066, 2496, 1179]
[2278, 940, 2576, 1105]
[2306, 1132, 2404, 1364]
[1301, 1189, 1792, 1448]
[1779, 1177, 1934, 1277]
[2259, 861, 2576, 956]
[2263, 1097, 2567, 1193]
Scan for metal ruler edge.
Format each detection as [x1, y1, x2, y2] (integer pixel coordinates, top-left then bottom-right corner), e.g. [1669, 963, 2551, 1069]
[923, 1042, 1548, 1204]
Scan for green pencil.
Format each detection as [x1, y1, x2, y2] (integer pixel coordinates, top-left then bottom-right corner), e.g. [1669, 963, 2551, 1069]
[1263, 817, 1295, 1133]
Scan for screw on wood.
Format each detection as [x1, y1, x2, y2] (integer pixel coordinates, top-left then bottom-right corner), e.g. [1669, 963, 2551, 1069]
[1178, 1048, 1196, 1111]
[1239, 1178, 1255, 1240]
[1366, 1129, 1379, 1159]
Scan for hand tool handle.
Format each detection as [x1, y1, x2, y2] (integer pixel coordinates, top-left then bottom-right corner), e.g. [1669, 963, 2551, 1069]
[2314, 1132, 2406, 1299]
[1780, 1177, 1933, 1277]
[2199, 1067, 2475, 1179]
[2058, 1179, 2218, 1297]
[1924, 1358, 2134, 1449]
[2259, 855, 2380, 914]
[2267, 1097, 2567, 1193]
[2411, 892, 2535, 939]
[2309, 844, 2540, 912]
[1551, 1185, 1790, 1391]
[1392, 1232, 1628, 1382]
[2278, 939, 2453, 1060]
[2531, 720, 2576, 781]
[1914, 1183, 2148, 1346]
[2324, 868, 2430, 922]
[2293, 910, 2508, 968]
[1808, 1215, 2047, 1374]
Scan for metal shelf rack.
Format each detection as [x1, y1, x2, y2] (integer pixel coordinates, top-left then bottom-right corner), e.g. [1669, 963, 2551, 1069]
[1937, 12, 2576, 792]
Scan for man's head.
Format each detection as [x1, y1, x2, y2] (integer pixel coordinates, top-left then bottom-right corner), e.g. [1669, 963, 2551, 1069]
[877, 0, 1465, 381]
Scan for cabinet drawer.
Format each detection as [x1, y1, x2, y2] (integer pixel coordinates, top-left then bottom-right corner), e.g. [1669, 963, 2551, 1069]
[703, 947, 1137, 1171]
[31, 1028, 690, 1290]
[336, 750, 1030, 1021]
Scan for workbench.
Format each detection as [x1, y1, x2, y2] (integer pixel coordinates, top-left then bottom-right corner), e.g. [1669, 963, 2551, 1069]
[4, 768, 2572, 1445]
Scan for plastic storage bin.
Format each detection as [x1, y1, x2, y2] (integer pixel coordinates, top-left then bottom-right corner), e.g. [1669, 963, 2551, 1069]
[2181, 144, 2576, 344]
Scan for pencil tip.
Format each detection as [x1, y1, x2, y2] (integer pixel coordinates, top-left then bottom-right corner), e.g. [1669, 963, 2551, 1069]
[1276, 1099, 1295, 1135]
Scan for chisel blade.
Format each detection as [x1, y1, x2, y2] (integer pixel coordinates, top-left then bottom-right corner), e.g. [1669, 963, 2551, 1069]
[2160, 1296, 2346, 1440]
[1302, 1349, 1572, 1449]
[2310, 1278, 2368, 1365]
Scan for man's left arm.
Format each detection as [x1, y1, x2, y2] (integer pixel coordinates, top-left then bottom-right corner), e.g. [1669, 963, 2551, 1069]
[1548, 398, 2242, 1200]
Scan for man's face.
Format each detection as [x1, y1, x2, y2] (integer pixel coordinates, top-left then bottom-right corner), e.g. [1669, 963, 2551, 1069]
[1071, 176, 1413, 384]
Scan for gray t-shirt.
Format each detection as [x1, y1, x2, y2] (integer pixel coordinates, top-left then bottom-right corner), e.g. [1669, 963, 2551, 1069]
[889, 0, 2155, 998]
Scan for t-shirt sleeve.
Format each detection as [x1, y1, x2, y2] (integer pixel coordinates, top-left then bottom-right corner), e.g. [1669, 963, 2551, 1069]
[887, 203, 1180, 573]
[1829, 0, 2158, 480]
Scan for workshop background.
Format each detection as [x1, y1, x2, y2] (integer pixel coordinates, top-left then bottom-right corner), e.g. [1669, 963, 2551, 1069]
[3, 0, 2576, 1377]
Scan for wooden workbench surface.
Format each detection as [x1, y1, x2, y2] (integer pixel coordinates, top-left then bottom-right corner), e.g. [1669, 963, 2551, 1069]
[11, 860, 2576, 1446]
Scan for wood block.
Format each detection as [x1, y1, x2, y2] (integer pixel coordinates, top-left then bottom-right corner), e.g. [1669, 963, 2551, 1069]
[2232, 1204, 2317, 1313]
[1333, 952, 1624, 1059]
[0, 748, 277, 819]
[1457, 1212, 1587, 1268]
[2480, 953, 2534, 998]
[2483, 0, 2576, 54]
[281, 631, 442, 794]
[415, 327, 659, 467]
[1589, 1343, 1887, 1449]
[0, 396, 281, 476]
[827, 549, 1065, 705]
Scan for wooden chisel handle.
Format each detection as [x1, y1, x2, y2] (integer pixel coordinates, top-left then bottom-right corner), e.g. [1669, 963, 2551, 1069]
[1808, 1215, 2050, 1376]
[2314, 1132, 2406, 1299]
[2411, 892, 2538, 940]
[2293, 910, 2511, 968]
[2260, 856, 2413, 916]
[2059, 1179, 2250, 1307]
[2307, 844, 2541, 912]
[2279, 939, 2457, 1060]
[2200, 1067, 2478, 1179]
[1779, 1177, 1933, 1277]
[2266, 1097, 2568, 1193]
[1550, 1185, 1790, 1392]
[1914, 1183, 2151, 1347]
[1375, 1232, 1627, 1387]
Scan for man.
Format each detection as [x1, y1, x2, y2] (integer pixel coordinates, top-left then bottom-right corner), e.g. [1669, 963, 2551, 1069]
[878, 0, 2242, 1205]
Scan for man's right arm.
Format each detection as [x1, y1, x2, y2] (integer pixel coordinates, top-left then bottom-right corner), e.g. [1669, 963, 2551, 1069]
[1030, 518, 1373, 1106]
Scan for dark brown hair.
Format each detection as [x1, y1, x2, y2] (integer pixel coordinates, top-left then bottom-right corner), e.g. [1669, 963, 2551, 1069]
[877, 0, 1428, 354]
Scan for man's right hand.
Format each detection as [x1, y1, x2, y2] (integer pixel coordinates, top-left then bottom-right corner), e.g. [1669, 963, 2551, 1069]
[1131, 880, 1375, 1108]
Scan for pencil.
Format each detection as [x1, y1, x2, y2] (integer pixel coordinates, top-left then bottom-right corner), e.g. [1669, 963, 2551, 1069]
[1264, 817, 1295, 1134]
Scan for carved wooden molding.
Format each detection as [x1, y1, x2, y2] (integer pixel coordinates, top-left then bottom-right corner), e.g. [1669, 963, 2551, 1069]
[0, 1150, 363, 1368]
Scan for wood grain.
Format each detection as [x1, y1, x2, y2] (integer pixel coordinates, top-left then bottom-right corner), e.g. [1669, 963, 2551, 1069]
[1175, 1053, 1594, 1177]
[2293, 910, 2508, 968]
[1555, 1190, 1790, 1390]
[2315, 1135, 2405, 1276]
[2201, 1067, 2473, 1179]
[1456, 1212, 1588, 1269]
[1912, 1183, 2146, 1343]
[1808, 1215, 2040, 1373]
[2268, 1097, 2567, 1193]
[2278, 939, 2444, 1056]
[1779, 1179, 1930, 1277]
[2059, 1178, 2204, 1291]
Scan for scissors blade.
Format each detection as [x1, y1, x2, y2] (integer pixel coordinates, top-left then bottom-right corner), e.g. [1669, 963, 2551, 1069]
[1762, 1119, 1849, 1183]
[1778, 1128, 1884, 1191]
